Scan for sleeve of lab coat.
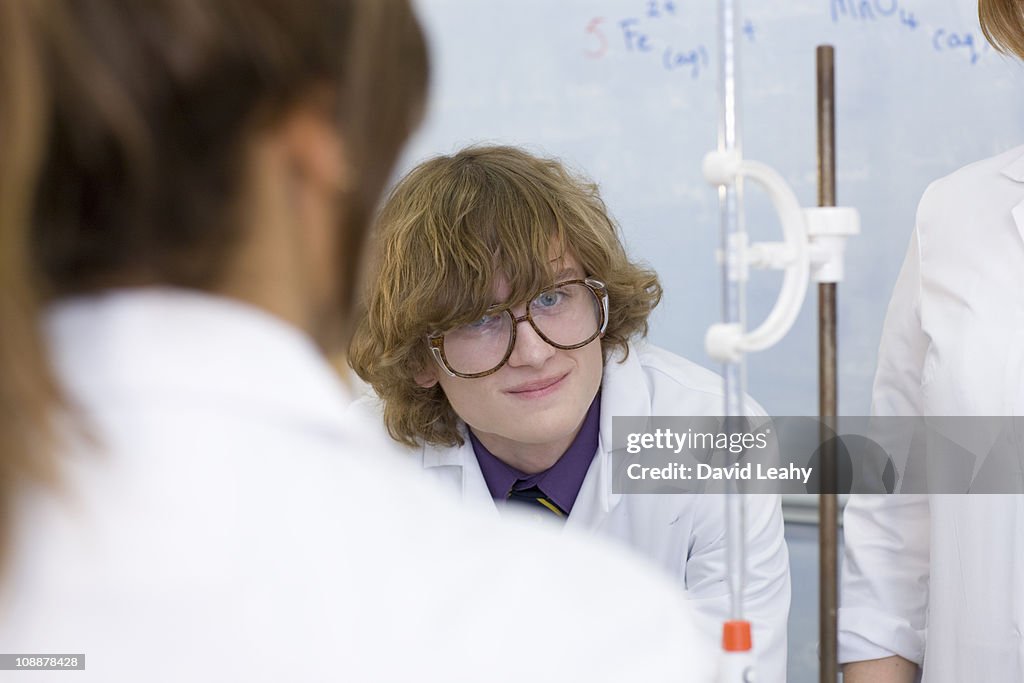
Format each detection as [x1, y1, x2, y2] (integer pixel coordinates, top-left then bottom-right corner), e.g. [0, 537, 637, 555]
[686, 493, 791, 683]
[838, 224, 931, 665]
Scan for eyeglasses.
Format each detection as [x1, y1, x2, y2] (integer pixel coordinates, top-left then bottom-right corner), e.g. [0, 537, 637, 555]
[428, 278, 609, 378]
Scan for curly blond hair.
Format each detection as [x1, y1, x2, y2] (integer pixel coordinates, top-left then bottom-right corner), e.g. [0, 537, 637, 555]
[349, 145, 662, 448]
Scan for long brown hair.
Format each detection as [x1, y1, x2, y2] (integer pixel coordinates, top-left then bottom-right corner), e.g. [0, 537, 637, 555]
[0, 0, 427, 565]
[980, 0, 1024, 57]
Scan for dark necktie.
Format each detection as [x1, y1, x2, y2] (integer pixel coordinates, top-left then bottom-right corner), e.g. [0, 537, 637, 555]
[506, 484, 566, 520]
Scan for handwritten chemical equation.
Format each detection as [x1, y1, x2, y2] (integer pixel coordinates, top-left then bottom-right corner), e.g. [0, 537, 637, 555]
[830, 0, 990, 65]
[583, 1, 754, 79]
[584, 0, 989, 76]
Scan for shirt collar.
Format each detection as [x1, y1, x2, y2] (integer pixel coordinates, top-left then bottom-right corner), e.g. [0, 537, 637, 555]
[46, 287, 355, 436]
[469, 393, 601, 515]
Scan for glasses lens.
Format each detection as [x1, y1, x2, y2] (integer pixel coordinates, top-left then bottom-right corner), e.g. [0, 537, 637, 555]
[529, 282, 601, 347]
[441, 310, 513, 375]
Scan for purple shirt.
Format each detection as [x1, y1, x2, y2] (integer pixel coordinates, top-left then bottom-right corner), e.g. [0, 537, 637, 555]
[470, 394, 601, 515]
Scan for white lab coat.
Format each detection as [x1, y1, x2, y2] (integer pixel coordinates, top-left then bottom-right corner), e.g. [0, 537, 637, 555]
[386, 342, 791, 682]
[0, 289, 719, 683]
[839, 146, 1024, 681]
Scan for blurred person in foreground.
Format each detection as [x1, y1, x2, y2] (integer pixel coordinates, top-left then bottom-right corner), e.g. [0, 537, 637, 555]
[0, 2, 717, 681]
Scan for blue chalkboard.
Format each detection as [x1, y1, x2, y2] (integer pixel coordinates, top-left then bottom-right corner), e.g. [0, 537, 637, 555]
[397, 0, 1024, 415]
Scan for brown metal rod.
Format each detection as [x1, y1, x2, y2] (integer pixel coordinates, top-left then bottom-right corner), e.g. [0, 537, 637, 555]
[816, 43, 840, 683]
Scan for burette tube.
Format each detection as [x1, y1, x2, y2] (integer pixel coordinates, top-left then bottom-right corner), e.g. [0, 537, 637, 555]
[717, 0, 747, 627]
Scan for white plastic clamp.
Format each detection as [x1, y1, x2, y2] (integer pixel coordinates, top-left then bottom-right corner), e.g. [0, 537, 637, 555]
[702, 151, 810, 363]
[805, 206, 861, 283]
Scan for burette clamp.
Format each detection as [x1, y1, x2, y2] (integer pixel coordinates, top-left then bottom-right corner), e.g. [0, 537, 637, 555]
[701, 151, 860, 363]
[702, 150, 810, 363]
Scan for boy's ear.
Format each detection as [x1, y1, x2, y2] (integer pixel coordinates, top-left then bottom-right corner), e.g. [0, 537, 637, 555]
[414, 366, 439, 388]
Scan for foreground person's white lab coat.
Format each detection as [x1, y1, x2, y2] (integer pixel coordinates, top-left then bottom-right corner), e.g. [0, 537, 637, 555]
[840, 146, 1024, 682]
[392, 343, 791, 682]
[0, 289, 718, 683]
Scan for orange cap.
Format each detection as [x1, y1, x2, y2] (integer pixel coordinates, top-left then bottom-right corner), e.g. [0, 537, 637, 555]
[722, 620, 753, 652]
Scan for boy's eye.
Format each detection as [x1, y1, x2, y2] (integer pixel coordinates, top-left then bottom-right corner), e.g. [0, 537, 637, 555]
[533, 289, 566, 308]
[465, 313, 503, 330]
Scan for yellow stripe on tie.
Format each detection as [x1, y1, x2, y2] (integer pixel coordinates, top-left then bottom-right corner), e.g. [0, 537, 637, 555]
[536, 497, 565, 517]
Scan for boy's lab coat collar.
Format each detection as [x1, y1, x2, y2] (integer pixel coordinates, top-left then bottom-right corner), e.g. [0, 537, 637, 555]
[419, 344, 650, 521]
[595, 346, 651, 514]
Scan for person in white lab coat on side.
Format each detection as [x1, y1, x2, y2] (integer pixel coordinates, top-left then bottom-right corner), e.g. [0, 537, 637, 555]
[840, 2, 1024, 681]
[0, 3, 719, 681]
[350, 145, 792, 682]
